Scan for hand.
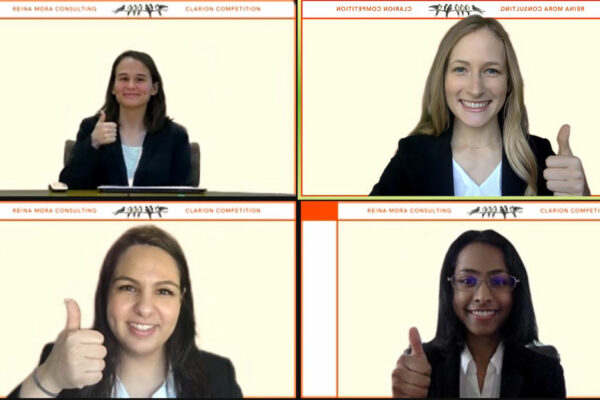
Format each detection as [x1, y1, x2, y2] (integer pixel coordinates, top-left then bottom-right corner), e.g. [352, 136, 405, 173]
[392, 327, 431, 398]
[544, 125, 590, 196]
[90, 111, 117, 150]
[36, 299, 107, 392]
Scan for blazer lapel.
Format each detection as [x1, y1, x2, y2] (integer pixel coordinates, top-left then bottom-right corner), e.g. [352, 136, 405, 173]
[501, 147, 526, 195]
[133, 131, 159, 185]
[432, 347, 460, 397]
[500, 345, 525, 397]
[433, 130, 455, 195]
[105, 133, 128, 185]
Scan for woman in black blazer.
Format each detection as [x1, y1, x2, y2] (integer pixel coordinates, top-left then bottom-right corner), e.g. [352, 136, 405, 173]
[371, 16, 589, 196]
[59, 50, 192, 189]
[391, 230, 565, 398]
[10, 226, 242, 398]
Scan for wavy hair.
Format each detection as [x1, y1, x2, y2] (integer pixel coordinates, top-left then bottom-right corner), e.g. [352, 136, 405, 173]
[100, 50, 170, 134]
[430, 230, 538, 351]
[411, 16, 539, 195]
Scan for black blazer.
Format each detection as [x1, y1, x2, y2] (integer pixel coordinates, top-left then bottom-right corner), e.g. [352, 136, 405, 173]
[59, 116, 193, 189]
[370, 130, 554, 196]
[8, 343, 242, 398]
[423, 342, 566, 398]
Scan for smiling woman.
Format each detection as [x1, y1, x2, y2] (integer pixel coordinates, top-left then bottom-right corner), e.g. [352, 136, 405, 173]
[9, 225, 242, 398]
[391, 230, 565, 398]
[371, 16, 590, 196]
[58, 51, 193, 189]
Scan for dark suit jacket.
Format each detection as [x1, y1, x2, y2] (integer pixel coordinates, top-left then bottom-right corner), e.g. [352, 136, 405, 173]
[8, 343, 242, 398]
[59, 115, 193, 189]
[423, 342, 566, 398]
[370, 130, 554, 196]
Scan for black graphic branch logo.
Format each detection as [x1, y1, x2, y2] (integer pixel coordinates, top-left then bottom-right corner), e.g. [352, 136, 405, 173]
[113, 205, 169, 219]
[113, 3, 168, 17]
[468, 205, 523, 219]
[429, 4, 484, 17]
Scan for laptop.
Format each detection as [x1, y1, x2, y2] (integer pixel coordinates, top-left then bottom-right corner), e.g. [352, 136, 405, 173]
[97, 186, 207, 194]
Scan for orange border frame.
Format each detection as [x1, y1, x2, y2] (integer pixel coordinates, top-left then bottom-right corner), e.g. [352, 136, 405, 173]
[299, 0, 600, 197]
[0, 0, 297, 195]
[302, 200, 600, 398]
[0, 200, 297, 398]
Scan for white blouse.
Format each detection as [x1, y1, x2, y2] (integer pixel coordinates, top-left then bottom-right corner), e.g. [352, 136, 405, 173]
[459, 342, 505, 398]
[113, 369, 176, 398]
[453, 159, 502, 196]
[121, 145, 143, 187]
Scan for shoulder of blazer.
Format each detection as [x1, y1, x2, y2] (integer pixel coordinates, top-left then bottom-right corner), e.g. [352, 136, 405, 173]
[75, 116, 100, 137]
[81, 115, 98, 125]
[423, 341, 562, 366]
[396, 130, 453, 163]
[197, 349, 236, 371]
[526, 133, 555, 159]
[397, 131, 451, 152]
[524, 342, 560, 360]
[501, 343, 565, 397]
[152, 119, 189, 139]
[505, 343, 563, 368]
[196, 349, 243, 397]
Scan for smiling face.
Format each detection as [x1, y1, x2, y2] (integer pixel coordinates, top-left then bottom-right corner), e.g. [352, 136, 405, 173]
[111, 57, 158, 110]
[444, 28, 508, 132]
[107, 244, 182, 359]
[452, 242, 513, 342]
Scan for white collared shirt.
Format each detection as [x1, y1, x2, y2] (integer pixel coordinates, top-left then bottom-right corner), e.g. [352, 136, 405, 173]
[459, 342, 505, 398]
[453, 159, 502, 196]
[113, 369, 177, 398]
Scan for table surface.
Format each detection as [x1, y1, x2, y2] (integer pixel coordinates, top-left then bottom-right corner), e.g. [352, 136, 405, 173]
[0, 190, 297, 199]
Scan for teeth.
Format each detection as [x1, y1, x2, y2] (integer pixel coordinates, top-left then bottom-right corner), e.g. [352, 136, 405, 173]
[130, 323, 153, 331]
[462, 100, 489, 108]
[471, 310, 495, 316]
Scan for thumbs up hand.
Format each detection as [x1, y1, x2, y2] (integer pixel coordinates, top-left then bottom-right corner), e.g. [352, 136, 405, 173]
[35, 299, 107, 393]
[65, 297, 82, 330]
[90, 110, 117, 149]
[544, 125, 590, 196]
[391, 327, 432, 398]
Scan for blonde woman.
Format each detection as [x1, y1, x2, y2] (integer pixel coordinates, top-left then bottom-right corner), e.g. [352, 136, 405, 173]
[371, 16, 589, 196]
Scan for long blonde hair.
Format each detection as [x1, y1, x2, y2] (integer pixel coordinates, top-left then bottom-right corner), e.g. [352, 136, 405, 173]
[412, 16, 538, 195]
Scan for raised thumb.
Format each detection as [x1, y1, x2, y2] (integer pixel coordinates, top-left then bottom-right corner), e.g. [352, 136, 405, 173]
[408, 327, 424, 358]
[98, 110, 106, 123]
[557, 124, 573, 157]
[64, 298, 81, 330]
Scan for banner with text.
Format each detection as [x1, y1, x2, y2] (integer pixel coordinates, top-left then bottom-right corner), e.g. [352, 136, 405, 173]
[0, 202, 295, 220]
[338, 202, 600, 220]
[1, 1, 295, 18]
[302, 1, 599, 19]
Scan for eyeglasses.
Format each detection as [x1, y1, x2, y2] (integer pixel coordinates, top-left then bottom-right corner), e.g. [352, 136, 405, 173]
[447, 272, 520, 292]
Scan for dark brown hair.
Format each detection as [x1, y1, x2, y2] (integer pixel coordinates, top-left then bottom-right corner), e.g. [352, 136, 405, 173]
[100, 50, 170, 133]
[66, 225, 209, 397]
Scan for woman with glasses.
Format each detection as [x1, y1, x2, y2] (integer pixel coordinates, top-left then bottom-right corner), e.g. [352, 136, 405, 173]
[391, 229, 565, 398]
[10, 225, 242, 398]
